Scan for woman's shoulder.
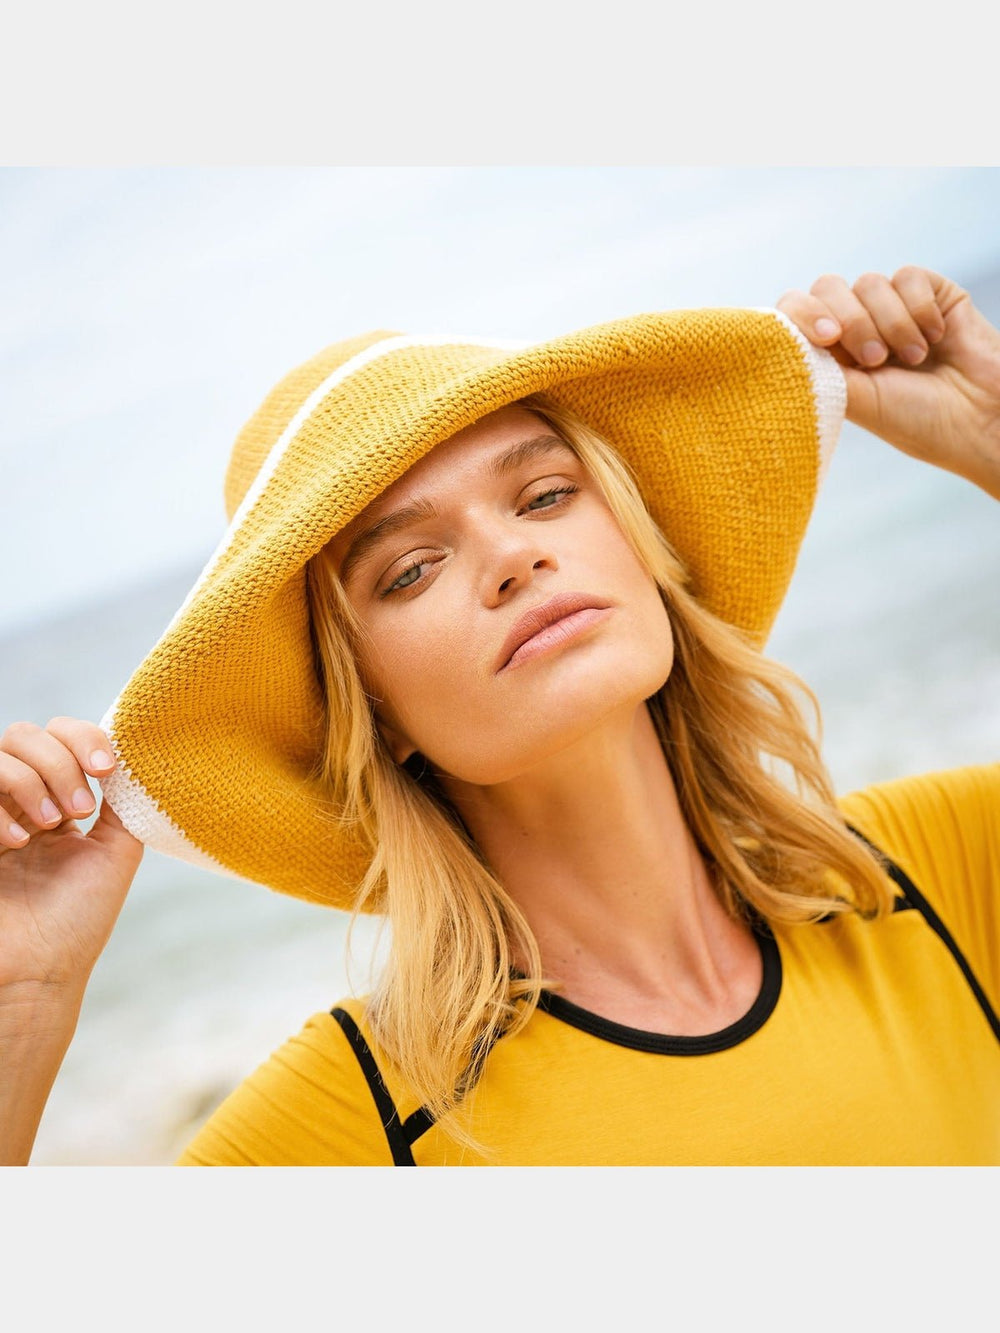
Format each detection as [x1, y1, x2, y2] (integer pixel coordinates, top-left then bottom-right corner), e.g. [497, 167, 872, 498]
[836, 762, 999, 863]
[175, 996, 394, 1166]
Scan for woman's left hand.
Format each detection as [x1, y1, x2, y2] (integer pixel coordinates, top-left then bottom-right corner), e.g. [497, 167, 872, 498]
[777, 266, 1000, 500]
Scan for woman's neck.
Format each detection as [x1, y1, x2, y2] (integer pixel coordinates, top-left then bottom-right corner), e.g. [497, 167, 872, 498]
[441, 702, 761, 1031]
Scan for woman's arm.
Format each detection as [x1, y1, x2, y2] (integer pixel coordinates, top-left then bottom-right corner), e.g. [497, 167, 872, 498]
[0, 718, 144, 1164]
[777, 266, 1000, 500]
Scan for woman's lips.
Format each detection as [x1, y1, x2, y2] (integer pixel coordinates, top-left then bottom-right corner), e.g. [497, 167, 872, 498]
[500, 606, 614, 671]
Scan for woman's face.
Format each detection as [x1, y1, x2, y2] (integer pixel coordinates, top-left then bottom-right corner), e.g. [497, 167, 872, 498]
[329, 405, 674, 785]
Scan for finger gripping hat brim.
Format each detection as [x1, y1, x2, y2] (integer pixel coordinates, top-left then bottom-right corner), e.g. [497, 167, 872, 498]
[99, 307, 844, 910]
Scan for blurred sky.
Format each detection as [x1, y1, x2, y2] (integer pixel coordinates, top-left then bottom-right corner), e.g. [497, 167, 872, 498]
[3, 165, 1000, 638]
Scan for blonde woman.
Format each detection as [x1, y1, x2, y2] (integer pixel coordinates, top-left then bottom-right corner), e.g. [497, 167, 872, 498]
[1, 265, 998, 1165]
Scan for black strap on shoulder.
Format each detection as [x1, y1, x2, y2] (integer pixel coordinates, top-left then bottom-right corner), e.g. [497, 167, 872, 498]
[402, 1106, 437, 1144]
[330, 1006, 419, 1165]
[846, 823, 1000, 1044]
[329, 1008, 496, 1160]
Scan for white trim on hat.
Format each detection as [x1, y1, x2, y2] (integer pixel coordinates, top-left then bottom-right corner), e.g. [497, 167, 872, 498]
[757, 307, 847, 488]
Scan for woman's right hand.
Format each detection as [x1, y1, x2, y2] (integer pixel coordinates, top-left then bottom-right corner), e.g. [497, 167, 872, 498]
[0, 717, 144, 1001]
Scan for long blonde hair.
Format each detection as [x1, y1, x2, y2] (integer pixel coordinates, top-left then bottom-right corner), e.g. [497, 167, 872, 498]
[304, 392, 894, 1138]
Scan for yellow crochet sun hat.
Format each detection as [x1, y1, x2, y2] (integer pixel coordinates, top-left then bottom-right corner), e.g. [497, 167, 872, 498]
[99, 308, 844, 910]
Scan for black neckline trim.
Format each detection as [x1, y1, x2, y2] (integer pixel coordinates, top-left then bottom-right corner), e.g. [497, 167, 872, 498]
[534, 920, 782, 1056]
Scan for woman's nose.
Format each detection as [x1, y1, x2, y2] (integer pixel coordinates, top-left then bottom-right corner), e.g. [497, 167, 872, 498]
[497, 556, 550, 595]
[479, 522, 559, 601]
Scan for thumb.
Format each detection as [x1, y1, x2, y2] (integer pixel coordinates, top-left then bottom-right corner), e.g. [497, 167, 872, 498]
[88, 794, 145, 871]
[841, 362, 882, 433]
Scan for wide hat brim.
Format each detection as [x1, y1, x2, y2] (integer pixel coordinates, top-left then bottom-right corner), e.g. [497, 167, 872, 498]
[99, 308, 844, 910]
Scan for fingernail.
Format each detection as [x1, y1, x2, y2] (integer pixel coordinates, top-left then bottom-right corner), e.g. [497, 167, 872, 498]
[861, 340, 886, 365]
[40, 798, 61, 824]
[815, 318, 840, 339]
[90, 749, 114, 770]
[71, 787, 94, 813]
[901, 344, 927, 365]
[9, 822, 29, 842]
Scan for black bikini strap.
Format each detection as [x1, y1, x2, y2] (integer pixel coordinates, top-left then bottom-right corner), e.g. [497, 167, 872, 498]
[330, 1008, 497, 1160]
[846, 824, 1000, 1043]
[330, 1007, 418, 1165]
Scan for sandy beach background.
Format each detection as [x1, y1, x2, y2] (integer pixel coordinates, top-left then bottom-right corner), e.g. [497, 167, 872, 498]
[2, 173, 999, 1164]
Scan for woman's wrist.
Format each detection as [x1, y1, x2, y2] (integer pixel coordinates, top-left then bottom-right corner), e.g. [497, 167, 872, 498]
[967, 440, 1000, 501]
[0, 985, 84, 1165]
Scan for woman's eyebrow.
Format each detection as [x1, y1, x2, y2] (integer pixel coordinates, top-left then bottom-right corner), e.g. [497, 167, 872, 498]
[338, 433, 573, 582]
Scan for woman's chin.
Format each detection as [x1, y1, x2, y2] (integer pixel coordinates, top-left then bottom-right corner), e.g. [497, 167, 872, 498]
[437, 689, 668, 789]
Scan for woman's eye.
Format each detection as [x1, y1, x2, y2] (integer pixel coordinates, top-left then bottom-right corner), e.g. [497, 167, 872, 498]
[384, 560, 427, 595]
[381, 486, 578, 596]
[524, 485, 578, 511]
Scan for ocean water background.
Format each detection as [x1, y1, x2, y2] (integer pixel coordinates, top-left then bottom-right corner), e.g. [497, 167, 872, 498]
[2, 169, 999, 1164]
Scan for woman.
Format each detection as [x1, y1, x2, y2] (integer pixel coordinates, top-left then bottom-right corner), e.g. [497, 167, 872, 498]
[1, 265, 997, 1165]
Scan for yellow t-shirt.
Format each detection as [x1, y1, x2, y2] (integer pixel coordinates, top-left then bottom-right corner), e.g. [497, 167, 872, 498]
[177, 764, 1000, 1166]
